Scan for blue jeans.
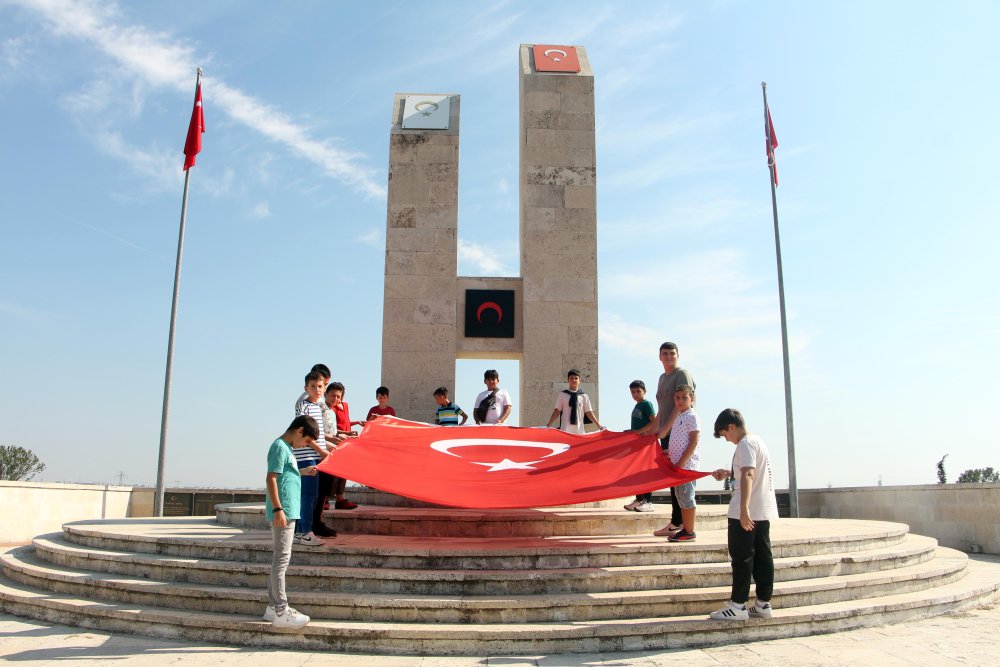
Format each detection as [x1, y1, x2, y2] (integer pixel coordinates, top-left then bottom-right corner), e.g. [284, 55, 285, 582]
[296, 473, 318, 535]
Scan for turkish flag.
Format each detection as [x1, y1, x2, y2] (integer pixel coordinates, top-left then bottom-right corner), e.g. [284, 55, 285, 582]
[765, 103, 778, 186]
[183, 82, 204, 171]
[315, 417, 709, 509]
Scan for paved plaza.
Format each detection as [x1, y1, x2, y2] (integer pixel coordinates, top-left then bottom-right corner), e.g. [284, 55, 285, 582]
[2, 555, 998, 666]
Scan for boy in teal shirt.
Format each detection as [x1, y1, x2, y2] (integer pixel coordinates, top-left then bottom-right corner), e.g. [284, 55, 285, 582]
[263, 415, 319, 630]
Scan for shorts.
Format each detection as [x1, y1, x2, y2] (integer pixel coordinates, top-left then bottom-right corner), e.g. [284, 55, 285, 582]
[673, 480, 697, 510]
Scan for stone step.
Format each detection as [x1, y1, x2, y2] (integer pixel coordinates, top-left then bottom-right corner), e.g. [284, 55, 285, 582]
[1, 557, 997, 655]
[216, 504, 730, 536]
[3, 543, 966, 623]
[28, 532, 940, 597]
[345, 486, 643, 510]
[60, 517, 910, 570]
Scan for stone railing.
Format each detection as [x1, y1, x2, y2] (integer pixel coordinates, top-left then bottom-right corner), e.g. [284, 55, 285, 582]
[799, 484, 1000, 554]
[3, 481, 997, 554]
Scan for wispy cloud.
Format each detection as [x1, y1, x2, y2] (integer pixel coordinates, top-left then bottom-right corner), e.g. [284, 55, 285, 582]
[357, 228, 381, 247]
[458, 239, 515, 276]
[251, 201, 270, 219]
[12, 0, 384, 198]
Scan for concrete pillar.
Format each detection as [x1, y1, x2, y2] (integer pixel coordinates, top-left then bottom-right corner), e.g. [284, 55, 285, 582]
[519, 45, 599, 428]
[381, 94, 460, 421]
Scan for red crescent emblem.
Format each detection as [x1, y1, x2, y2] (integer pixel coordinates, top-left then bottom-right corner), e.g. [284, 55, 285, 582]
[476, 301, 503, 324]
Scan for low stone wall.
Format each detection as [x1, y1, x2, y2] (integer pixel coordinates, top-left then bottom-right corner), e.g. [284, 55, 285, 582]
[799, 484, 1000, 555]
[0, 481, 133, 543]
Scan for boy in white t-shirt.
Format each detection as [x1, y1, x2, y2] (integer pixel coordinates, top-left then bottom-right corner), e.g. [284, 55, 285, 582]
[654, 385, 700, 541]
[473, 369, 513, 425]
[709, 408, 779, 621]
[546, 368, 603, 433]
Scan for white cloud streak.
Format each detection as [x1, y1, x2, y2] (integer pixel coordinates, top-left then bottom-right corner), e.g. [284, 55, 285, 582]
[458, 239, 514, 276]
[13, 0, 384, 198]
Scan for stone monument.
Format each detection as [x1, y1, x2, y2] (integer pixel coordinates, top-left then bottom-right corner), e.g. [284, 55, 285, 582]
[381, 45, 598, 428]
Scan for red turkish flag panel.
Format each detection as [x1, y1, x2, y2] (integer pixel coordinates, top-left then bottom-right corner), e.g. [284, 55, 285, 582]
[183, 83, 205, 171]
[316, 417, 709, 509]
[532, 45, 581, 73]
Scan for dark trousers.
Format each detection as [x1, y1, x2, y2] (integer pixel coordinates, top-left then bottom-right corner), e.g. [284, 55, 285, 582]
[727, 518, 774, 604]
[312, 471, 335, 530]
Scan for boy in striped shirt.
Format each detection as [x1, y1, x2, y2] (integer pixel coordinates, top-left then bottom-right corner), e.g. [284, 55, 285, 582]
[433, 387, 468, 426]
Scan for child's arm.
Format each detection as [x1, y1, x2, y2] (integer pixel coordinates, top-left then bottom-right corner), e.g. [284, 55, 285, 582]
[458, 409, 468, 426]
[308, 440, 328, 459]
[654, 409, 681, 440]
[584, 410, 604, 430]
[546, 408, 562, 428]
[300, 465, 318, 476]
[711, 468, 730, 481]
[674, 430, 700, 469]
[266, 472, 286, 529]
[738, 466, 756, 531]
[498, 403, 512, 424]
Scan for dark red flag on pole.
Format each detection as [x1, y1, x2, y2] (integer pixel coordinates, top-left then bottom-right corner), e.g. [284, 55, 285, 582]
[765, 103, 779, 186]
[183, 81, 204, 170]
[316, 417, 709, 509]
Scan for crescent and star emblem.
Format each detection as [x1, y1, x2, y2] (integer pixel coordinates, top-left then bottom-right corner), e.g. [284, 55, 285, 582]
[430, 439, 570, 472]
[476, 301, 503, 324]
[415, 101, 439, 116]
[543, 48, 567, 63]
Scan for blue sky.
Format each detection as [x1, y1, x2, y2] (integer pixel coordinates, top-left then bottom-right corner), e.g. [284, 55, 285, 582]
[2, 1, 997, 491]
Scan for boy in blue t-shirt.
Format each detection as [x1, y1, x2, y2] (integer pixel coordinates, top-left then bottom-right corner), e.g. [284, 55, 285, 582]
[433, 386, 468, 425]
[263, 415, 319, 630]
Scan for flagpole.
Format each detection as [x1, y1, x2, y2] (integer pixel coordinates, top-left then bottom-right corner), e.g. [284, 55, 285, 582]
[155, 68, 202, 517]
[761, 81, 799, 518]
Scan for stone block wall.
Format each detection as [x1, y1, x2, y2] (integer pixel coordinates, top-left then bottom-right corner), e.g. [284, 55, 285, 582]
[381, 94, 461, 420]
[519, 45, 599, 428]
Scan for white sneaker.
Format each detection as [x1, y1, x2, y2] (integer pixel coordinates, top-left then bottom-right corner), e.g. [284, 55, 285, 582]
[634, 501, 655, 512]
[710, 601, 749, 621]
[293, 532, 325, 547]
[271, 607, 310, 630]
[262, 605, 275, 621]
[623, 500, 641, 511]
[749, 601, 773, 618]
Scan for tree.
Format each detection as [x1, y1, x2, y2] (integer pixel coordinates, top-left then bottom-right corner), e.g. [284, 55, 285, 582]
[957, 467, 1000, 484]
[936, 454, 948, 484]
[0, 445, 46, 481]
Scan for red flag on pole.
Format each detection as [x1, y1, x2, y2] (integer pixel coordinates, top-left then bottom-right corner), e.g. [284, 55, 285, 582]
[183, 82, 204, 170]
[765, 103, 779, 186]
[316, 417, 709, 509]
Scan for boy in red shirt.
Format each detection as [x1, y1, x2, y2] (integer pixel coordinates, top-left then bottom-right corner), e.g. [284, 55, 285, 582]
[366, 386, 396, 422]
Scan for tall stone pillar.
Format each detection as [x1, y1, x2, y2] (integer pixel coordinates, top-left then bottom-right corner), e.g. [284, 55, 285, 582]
[519, 45, 599, 428]
[381, 94, 460, 421]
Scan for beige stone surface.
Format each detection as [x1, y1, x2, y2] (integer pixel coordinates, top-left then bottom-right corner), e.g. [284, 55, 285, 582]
[0, 481, 133, 543]
[381, 93, 461, 421]
[800, 484, 1000, 554]
[3, 599, 999, 665]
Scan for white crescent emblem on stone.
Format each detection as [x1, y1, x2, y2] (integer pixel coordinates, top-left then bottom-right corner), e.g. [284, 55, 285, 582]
[430, 438, 571, 472]
[543, 48, 568, 62]
[415, 101, 439, 116]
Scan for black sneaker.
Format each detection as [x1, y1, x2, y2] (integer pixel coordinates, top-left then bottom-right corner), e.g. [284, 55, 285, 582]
[667, 529, 696, 542]
[312, 525, 337, 538]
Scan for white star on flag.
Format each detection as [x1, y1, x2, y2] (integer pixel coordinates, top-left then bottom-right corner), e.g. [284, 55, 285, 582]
[471, 458, 543, 472]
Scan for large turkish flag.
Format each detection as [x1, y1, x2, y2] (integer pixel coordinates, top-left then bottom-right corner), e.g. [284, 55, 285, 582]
[315, 417, 709, 509]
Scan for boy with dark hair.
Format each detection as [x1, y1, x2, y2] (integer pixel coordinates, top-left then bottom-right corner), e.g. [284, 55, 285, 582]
[322, 382, 358, 511]
[434, 387, 468, 425]
[292, 371, 331, 546]
[626, 342, 695, 515]
[473, 369, 512, 425]
[709, 408, 779, 621]
[629, 380, 656, 433]
[547, 369, 603, 433]
[262, 415, 319, 629]
[366, 386, 397, 422]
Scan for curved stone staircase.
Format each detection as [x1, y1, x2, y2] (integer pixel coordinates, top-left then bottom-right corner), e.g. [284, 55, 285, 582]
[1, 493, 997, 655]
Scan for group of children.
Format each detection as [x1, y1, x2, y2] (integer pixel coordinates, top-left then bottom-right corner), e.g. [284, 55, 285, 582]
[624, 341, 779, 622]
[263, 347, 778, 628]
